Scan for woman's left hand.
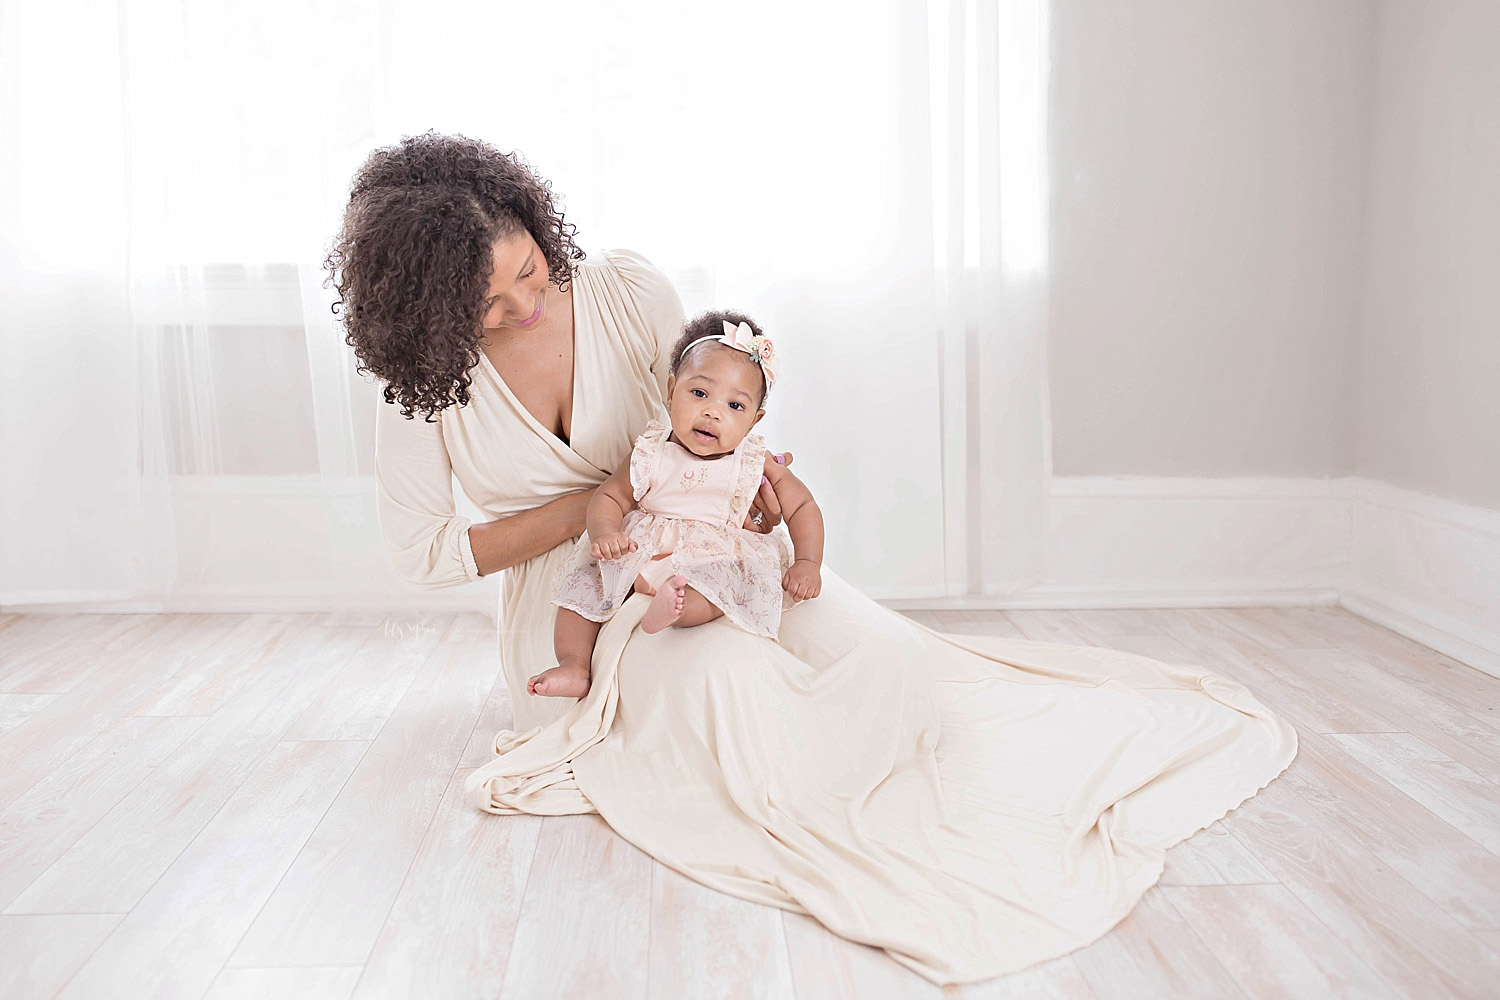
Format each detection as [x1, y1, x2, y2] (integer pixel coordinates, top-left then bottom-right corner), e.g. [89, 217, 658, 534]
[745, 451, 793, 533]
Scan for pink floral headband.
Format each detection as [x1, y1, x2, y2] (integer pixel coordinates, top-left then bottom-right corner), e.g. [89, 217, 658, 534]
[680, 320, 779, 392]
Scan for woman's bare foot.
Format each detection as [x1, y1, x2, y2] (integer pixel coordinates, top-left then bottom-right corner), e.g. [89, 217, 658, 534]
[527, 655, 591, 698]
[641, 575, 687, 634]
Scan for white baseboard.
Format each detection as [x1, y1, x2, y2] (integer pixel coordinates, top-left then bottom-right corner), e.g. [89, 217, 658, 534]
[887, 587, 1341, 611]
[6, 473, 1497, 679]
[1339, 478, 1500, 679]
[1039, 475, 1352, 602]
[0, 475, 500, 618]
[1339, 589, 1500, 680]
[886, 475, 1500, 679]
[885, 477, 1351, 611]
[4, 589, 495, 617]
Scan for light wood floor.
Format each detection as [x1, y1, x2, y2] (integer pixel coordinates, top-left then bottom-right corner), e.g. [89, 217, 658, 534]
[2, 606, 1499, 999]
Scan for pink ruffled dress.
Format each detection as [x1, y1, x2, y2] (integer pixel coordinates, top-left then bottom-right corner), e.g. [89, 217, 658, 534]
[553, 420, 795, 638]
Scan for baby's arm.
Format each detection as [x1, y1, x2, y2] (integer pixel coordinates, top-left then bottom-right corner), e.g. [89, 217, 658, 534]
[763, 455, 824, 600]
[587, 464, 640, 560]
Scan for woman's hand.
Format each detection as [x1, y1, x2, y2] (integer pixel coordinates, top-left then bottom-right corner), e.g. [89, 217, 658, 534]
[745, 450, 793, 533]
[591, 532, 638, 561]
[782, 558, 822, 601]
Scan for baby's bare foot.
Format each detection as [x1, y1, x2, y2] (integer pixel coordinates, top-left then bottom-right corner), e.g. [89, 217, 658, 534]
[641, 575, 687, 634]
[527, 658, 591, 698]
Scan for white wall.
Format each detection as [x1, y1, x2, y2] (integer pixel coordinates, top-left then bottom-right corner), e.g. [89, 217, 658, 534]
[1356, 0, 1500, 512]
[1047, 0, 1374, 478]
[1013, 0, 1500, 674]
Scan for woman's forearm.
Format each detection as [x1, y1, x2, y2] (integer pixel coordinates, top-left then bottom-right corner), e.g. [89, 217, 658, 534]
[468, 491, 591, 577]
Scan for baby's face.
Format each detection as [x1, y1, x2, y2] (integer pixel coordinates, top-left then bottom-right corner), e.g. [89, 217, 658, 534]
[666, 344, 766, 457]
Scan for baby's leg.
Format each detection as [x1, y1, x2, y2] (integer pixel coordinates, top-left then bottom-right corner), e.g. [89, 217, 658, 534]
[641, 575, 724, 634]
[632, 551, 674, 597]
[528, 609, 601, 698]
[674, 585, 725, 628]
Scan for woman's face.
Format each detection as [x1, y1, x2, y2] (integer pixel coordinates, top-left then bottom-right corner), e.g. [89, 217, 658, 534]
[481, 229, 551, 333]
[665, 344, 766, 458]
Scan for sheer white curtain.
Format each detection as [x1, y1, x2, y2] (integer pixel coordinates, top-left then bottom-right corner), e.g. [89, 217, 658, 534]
[0, 0, 1048, 609]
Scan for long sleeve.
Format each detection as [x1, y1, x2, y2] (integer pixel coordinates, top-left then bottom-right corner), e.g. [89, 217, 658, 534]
[602, 248, 686, 408]
[374, 399, 482, 588]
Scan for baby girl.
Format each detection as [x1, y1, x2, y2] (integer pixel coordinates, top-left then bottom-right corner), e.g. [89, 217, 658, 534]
[528, 309, 824, 699]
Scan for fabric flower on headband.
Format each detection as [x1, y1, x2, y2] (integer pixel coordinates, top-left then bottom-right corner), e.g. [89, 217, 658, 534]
[718, 320, 779, 391]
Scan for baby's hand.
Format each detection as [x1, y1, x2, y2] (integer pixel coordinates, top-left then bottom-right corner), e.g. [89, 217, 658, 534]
[782, 559, 822, 601]
[591, 533, 638, 561]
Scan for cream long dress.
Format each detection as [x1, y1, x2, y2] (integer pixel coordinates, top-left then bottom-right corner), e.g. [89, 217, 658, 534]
[376, 249, 1297, 986]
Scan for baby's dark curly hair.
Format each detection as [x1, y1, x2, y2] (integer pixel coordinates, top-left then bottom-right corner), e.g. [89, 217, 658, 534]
[669, 310, 769, 407]
[325, 131, 585, 419]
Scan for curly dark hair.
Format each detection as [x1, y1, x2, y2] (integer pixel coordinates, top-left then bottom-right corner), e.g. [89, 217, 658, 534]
[669, 309, 769, 407]
[325, 131, 585, 419]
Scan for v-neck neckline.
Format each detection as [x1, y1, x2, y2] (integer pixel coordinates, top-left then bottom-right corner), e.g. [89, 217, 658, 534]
[479, 279, 583, 452]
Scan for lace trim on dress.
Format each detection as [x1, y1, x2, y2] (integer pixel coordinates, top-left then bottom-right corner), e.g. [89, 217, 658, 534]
[727, 431, 768, 529]
[630, 420, 670, 502]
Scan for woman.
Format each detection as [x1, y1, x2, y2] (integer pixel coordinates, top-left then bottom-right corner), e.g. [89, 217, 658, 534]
[331, 132, 1296, 985]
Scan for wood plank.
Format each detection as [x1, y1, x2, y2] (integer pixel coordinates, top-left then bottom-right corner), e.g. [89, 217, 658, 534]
[780, 910, 942, 1000]
[1214, 606, 1342, 651]
[1063, 609, 1165, 638]
[498, 814, 653, 1000]
[0, 693, 59, 737]
[6, 623, 366, 914]
[445, 612, 495, 639]
[1071, 633, 1201, 672]
[130, 613, 315, 716]
[0, 615, 86, 668]
[1231, 649, 1408, 735]
[0, 615, 153, 692]
[1330, 733, 1500, 856]
[898, 610, 945, 630]
[1276, 730, 1500, 931]
[1125, 617, 1405, 736]
[1221, 762, 1500, 998]
[0, 615, 243, 812]
[1158, 820, 1277, 887]
[53, 740, 368, 1000]
[1161, 884, 1396, 999]
[281, 614, 449, 741]
[1334, 618, 1500, 721]
[3, 605, 1497, 1000]
[931, 609, 1027, 638]
[311, 611, 402, 627]
[458, 671, 515, 769]
[955, 953, 1098, 999]
[0, 611, 29, 639]
[229, 626, 498, 967]
[1069, 888, 1249, 1000]
[206, 967, 363, 1000]
[0, 913, 123, 1000]
[0, 714, 206, 909]
[1143, 609, 1286, 665]
[1285, 647, 1500, 784]
[370, 614, 450, 642]
[0, 615, 168, 694]
[999, 610, 1100, 646]
[1278, 605, 1408, 650]
[1088, 632, 1305, 734]
[647, 863, 796, 1000]
[351, 768, 541, 1000]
